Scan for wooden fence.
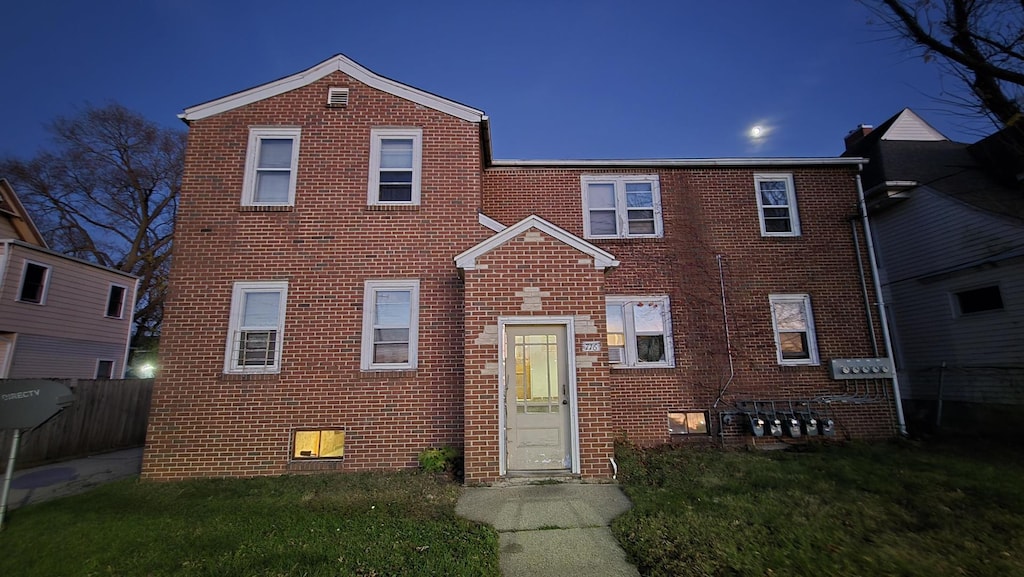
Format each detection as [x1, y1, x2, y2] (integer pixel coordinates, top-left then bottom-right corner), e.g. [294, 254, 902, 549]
[0, 378, 152, 468]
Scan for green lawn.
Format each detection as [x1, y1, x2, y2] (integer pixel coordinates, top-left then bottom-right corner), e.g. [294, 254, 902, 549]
[0, 470, 499, 577]
[612, 440, 1024, 577]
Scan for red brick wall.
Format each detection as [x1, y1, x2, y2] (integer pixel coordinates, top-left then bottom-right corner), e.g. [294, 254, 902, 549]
[461, 229, 612, 483]
[483, 166, 898, 446]
[143, 71, 487, 480]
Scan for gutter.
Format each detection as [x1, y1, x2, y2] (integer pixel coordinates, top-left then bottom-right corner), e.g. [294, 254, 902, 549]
[856, 169, 908, 436]
[489, 157, 868, 168]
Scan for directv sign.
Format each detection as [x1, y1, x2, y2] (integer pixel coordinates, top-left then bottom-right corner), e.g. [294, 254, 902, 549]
[0, 380, 74, 429]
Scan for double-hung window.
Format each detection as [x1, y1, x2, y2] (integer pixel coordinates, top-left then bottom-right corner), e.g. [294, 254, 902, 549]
[241, 127, 301, 206]
[224, 281, 288, 373]
[368, 128, 422, 205]
[581, 175, 662, 239]
[361, 280, 420, 370]
[606, 296, 674, 367]
[18, 261, 50, 304]
[755, 173, 800, 236]
[769, 294, 819, 365]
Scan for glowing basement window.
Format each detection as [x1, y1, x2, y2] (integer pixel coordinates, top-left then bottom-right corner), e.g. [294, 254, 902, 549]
[668, 412, 709, 435]
[293, 430, 345, 459]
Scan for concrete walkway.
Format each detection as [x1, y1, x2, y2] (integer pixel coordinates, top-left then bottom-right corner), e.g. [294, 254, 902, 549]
[456, 482, 640, 577]
[4, 447, 143, 511]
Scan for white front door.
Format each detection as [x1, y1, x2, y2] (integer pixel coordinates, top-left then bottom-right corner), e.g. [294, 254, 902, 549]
[504, 325, 572, 471]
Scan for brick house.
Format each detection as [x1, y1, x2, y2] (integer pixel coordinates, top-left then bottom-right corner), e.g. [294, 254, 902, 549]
[142, 55, 899, 483]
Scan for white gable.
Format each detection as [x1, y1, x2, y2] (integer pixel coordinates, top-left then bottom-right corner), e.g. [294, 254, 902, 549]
[455, 215, 619, 270]
[180, 54, 485, 123]
[881, 109, 948, 142]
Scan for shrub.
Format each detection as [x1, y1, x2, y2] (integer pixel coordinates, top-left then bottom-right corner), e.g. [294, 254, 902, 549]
[418, 446, 462, 475]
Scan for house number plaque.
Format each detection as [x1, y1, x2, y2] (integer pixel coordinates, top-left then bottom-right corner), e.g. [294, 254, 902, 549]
[581, 341, 602, 352]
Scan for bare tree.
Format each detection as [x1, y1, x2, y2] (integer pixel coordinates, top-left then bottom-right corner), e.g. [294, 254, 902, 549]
[1, 103, 185, 353]
[863, 0, 1024, 136]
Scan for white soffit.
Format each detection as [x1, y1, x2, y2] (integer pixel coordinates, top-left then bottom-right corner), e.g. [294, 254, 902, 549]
[478, 213, 507, 232]
[881, 109, 948, 142]
[455, 214, 619, 270]
[180, 54, 485, 123]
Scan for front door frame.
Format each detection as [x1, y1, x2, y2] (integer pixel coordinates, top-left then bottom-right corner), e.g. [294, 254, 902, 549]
[498, 316, 580, 477]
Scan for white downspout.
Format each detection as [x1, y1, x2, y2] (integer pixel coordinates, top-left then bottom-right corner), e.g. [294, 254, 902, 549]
[856, 169, 908, 435]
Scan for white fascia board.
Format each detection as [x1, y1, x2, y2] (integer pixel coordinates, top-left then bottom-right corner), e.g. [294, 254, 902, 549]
[478, 213, 507, 232]
[181, 54, 485, 123]
[456, 214, 619, 270]
[490, 157, 868, 168]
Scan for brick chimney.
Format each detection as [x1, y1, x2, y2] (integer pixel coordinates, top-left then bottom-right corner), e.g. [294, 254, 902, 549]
[844, 124, 873, 152]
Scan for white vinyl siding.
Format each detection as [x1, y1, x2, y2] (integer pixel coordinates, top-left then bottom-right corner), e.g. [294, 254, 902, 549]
[224, 281, 288, 374]
[361, 280, 420, 370]
[241, 127, 301, 206]
[5, 333, 128, 379]
[755, 173, 800, 237]
[581, 175, 663, 239]
[368, 128, 422, 206]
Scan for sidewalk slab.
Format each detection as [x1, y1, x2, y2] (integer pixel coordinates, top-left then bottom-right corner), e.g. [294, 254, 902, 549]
[457, 483, 639, 577]
[5, 447, 143, 510]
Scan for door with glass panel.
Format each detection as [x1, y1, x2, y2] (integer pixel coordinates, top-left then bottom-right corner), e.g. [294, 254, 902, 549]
[505, 325, 571, 471]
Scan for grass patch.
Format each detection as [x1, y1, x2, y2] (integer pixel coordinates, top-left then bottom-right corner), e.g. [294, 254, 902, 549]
[612, 440, 1024, 577]
[0, 470, 498, 576]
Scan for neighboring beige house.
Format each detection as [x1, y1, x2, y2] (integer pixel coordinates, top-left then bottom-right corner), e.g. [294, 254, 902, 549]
[0, 179, 139, 379]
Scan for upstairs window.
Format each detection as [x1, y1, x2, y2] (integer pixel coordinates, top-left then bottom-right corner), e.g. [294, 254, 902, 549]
[769, 294, 819, 365]
[954, 285, 1004, 315]
[224, 281, 288, 374]
[18, 261, 50, 304]
[582, 175, 662, 239]
[106, 285, 127, 318]
[361, 280, 420, 370]
[368, 128, 422, 205]
[242, 127, 301, 206]
[606, 296, 674, 368]
[755, 173, 800, 236]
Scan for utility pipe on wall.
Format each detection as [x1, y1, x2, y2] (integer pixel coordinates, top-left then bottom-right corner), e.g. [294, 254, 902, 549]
[855, 170, 908, 436]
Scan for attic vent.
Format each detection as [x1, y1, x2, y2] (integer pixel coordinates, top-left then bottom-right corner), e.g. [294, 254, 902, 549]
[327, 88, 349, 107]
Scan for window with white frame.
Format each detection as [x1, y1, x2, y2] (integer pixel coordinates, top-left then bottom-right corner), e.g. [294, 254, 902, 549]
[581, 175, 662, 239]
[361, 280, 420, 370]
[368, 128, 422, 205]
[606, 296, 674, 367]
[769, 294, 819, 365]
[754, 173, 800, 236]
[106, 284, 127, 318]
[241, 127, 301, 206]
[96, 360, 115, 379]
[18, 261, 50, 304]
[224, 281, 288, 373]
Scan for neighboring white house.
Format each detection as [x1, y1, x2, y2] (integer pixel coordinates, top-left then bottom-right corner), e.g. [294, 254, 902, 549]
[844, 109, 1024, 434]
[0, 179, 139, 379]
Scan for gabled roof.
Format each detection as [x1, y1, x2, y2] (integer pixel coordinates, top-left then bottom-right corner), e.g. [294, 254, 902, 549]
[0, 179, 47, 247]
[455, 215, 619, 270]
[179, 54, 486, 123]
[847, 110, 1024, 222]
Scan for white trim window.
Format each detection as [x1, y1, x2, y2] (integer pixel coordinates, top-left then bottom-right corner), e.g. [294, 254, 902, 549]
[96, 359, 116, 379]
[106, 284, 128, 318]
[581, 175, 662, 239]
[606, 296, 674, 368]
[754, 173, 800, 236]
[769, 294, 819, 365]
[368, 128, 422, 205]
[241, 127, 301, 206]
[18, 261, 50, 304]
[224, 281, 288, 373]
[361, 280, 420, 370]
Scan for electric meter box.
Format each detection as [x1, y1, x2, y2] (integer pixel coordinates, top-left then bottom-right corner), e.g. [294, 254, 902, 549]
[830, 358, 893, 380]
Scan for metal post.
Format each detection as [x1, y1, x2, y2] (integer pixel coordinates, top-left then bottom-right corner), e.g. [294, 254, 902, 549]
[935, 362, 947, 432]
[1, 428, 21, 531]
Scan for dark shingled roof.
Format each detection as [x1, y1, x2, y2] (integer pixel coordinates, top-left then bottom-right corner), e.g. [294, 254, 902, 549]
[844, 110, 1024, 223]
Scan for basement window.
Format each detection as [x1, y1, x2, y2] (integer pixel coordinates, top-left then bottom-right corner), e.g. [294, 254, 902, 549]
[293, 429, 345, 459]
[954, 285, 1004, 315]
[669, 411, 709, 435]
